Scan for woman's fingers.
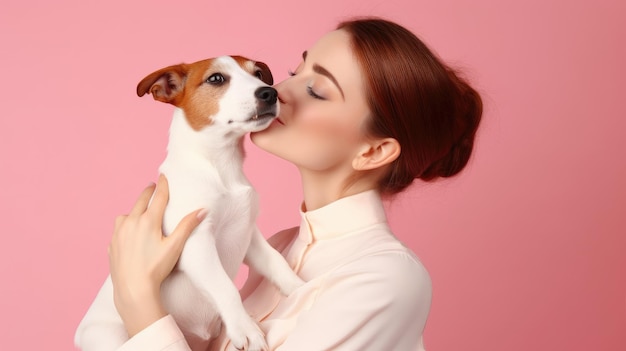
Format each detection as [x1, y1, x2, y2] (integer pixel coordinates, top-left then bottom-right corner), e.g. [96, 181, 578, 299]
[114, 215, 127, 231]
[167, 208, 208, 252]
[108, 181, 207, 337]
[128, 183, 156, 217]
[147, 174, 169, 222]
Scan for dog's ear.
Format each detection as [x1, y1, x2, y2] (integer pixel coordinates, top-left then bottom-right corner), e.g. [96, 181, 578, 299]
[254, 61, 274, 86]
[137, 64, 189, 105]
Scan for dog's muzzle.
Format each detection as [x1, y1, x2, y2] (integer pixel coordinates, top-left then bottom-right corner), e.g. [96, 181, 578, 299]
[249, 86, 278, 122]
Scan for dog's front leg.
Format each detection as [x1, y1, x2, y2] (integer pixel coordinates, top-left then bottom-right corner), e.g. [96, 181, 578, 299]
[245, 227, 305, 296]
[178, 227, 268, 351]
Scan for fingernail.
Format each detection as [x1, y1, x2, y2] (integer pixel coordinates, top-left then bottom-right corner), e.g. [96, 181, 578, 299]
[196, 208, 208, 221]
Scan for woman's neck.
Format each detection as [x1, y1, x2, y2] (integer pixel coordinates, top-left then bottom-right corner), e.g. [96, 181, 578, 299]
[298, 167, 379, 212]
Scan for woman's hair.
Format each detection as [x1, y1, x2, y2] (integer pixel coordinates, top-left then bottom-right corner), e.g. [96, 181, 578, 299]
[337, 18, 483, 194]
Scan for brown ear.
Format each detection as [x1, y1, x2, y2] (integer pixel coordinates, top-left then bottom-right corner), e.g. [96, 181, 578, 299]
[254, 61, 274, 85]
[136, 64, 189, 105]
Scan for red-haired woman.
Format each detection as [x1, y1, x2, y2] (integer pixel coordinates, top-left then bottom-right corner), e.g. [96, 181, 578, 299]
[108, 17, 482, 351]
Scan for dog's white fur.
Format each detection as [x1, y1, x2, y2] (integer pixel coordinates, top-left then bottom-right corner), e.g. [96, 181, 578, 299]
[75, 56, 304, 351]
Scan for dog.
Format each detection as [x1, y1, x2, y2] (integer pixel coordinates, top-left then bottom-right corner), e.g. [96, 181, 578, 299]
[75, 56, 305, 351]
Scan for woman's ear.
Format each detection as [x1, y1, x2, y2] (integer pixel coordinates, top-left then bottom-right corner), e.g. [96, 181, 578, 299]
[352, 138, 401, 171]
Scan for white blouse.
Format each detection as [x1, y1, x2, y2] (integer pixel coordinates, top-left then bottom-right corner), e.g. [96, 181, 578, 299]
[118, 190, 432, 351]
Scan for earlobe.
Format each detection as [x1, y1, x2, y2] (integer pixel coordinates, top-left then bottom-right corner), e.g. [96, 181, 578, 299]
[352, 138, 401, 171]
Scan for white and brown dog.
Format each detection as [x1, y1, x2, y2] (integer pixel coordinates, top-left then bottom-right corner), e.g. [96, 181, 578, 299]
[75, 56, 304, 351]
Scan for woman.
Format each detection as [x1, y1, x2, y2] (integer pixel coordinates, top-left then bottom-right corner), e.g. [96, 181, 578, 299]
[108, 17, 482, 350]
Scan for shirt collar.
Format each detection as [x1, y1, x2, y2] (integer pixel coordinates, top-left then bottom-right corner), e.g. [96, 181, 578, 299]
[298, 190, 387, 243]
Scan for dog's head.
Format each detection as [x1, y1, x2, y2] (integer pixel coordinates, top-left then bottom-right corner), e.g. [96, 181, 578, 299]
[137, 56, 277, 134]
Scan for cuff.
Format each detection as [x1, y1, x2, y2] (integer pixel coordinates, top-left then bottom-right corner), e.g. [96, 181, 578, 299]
[117, 315, 189, 351]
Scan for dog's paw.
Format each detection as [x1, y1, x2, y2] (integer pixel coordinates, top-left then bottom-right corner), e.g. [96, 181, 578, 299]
[227, 318, 268, 351]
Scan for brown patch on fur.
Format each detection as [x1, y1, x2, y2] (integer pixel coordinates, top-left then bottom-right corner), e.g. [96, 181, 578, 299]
[232, 56, 274, 85]
[175, 59, 226, 131]
[137, 58, 235, 131]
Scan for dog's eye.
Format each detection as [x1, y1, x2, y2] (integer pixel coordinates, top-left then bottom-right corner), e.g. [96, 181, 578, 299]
[254, 70, 264, 81]
[206, 73, 226, 85]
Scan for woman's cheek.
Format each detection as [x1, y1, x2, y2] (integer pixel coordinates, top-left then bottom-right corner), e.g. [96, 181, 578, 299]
[296, 126, 359, 170]
[300, 107, 357, 139]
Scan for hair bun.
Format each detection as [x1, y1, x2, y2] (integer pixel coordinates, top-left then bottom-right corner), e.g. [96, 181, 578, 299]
[419, 78, 483, 181]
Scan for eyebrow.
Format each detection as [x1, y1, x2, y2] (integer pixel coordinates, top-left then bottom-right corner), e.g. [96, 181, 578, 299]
[303, 51, 345, 100]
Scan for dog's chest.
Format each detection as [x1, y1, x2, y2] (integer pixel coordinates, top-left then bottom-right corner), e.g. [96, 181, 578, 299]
[165, 174, 257, 278]
[159, 156, 254, 224]
[164, 177, 256, 233]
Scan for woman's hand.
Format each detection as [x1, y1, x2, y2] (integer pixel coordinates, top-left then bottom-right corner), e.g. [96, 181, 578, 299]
[108, 174, 207, 337]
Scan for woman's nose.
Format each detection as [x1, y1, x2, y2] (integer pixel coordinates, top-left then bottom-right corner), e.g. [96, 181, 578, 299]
[274, 79, 290, 104]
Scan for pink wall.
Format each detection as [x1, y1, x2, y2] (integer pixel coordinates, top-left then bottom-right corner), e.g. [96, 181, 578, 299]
[0, 0, 624, 350]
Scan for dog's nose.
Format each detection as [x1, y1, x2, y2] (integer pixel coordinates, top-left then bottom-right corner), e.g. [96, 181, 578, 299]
[255, 86, 278, 105]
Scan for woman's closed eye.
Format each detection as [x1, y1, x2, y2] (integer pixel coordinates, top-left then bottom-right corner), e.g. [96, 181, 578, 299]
[287, 67, 326, 100]
[306, 85, 325, 100]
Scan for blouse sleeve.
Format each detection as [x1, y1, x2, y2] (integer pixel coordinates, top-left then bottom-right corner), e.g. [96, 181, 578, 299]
[275, 253, 432, 351]
[116, 315, 192, 351]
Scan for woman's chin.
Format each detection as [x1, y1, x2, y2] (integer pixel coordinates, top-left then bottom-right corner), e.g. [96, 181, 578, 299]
[250, 128, 271, 148]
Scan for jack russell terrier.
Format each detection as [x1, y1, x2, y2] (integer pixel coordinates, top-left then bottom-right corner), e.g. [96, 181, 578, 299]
[75, 56, 304, 351]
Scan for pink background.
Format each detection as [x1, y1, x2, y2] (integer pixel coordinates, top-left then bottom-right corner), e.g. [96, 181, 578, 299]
[0, 0, 624, 350]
